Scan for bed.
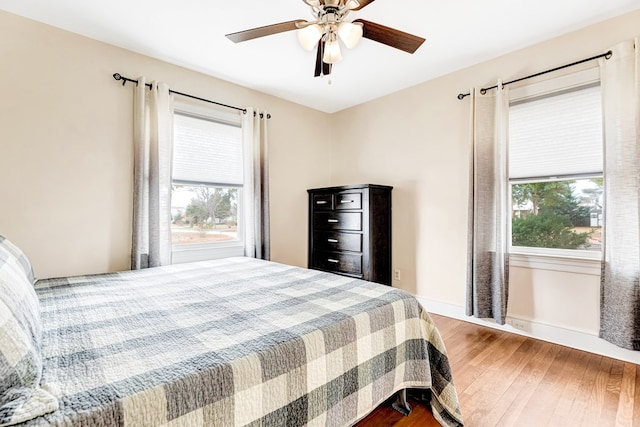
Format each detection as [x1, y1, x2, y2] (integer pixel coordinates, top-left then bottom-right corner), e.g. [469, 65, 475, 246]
[0, 236, 463, 426]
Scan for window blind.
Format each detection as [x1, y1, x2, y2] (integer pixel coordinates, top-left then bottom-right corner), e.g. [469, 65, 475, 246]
[172, 113, 243, 186]
[509, 84, 603, 180]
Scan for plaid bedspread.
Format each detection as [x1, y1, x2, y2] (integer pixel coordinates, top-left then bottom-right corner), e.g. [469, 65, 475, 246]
[25, 257, 463, 426]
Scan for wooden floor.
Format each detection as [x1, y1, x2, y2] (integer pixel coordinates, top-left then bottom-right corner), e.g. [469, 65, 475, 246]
[356, 314, 640, 427]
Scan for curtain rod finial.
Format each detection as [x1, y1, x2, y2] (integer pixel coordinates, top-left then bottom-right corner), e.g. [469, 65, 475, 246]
[113, 73, 127, 86]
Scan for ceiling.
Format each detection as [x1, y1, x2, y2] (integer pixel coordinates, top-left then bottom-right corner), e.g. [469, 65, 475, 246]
[1, 0, 639, 113]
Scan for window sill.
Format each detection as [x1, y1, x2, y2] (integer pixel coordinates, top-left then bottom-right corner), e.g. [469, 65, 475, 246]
[172, 242, 244, 264]
[509, 251, 601, 275]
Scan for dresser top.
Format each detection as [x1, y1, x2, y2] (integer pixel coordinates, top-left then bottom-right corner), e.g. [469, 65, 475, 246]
[307, 184, 393, 193]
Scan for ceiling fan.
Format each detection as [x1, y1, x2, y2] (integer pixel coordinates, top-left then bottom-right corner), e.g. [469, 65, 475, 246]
[225, 0, 426, 78]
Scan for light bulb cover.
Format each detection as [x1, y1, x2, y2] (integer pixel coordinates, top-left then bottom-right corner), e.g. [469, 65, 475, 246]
[337, 21, 363, 49]
[323, 37, 342, 64]
[297, 24, 323, 51]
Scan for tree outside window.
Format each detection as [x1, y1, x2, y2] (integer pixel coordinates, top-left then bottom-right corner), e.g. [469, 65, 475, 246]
[171, 186, 238, 245]
[511, 179, 603, 250]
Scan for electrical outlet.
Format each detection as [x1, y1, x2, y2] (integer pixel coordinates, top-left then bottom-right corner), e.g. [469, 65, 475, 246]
[393, 269, 401, 281]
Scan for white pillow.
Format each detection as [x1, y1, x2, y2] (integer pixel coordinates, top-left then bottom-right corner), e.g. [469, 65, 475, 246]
[0, 236, 35, 284]
[0, 239, 57, 426]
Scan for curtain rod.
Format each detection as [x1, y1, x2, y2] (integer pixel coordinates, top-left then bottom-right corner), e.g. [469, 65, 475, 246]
[456, 50, 613, 100]
[112, 73, 271, 119]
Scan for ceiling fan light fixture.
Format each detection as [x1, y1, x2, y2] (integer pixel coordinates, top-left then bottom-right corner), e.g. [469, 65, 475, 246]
[337, 21, 363, 49]
[323, 35, 342, 63]
[227, 0, 425, 79]
[297, 23, 324, 51]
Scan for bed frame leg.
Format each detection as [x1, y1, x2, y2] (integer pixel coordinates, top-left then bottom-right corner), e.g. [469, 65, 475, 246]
[391, 389, 412, 416]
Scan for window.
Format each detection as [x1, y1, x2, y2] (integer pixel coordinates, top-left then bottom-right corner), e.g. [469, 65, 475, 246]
[508, 71, 603, 258]
[171, 106, 245, 263]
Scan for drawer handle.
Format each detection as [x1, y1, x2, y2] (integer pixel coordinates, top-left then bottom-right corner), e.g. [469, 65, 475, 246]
[327, 219, 339, 223]
[327, 259, 340, 263]
[327, 238, 339, 243]
[340, 200, 354, 204]
[316, 200, 328, 205]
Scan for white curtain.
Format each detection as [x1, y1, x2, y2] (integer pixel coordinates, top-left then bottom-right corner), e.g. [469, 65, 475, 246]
[598, 38, 640, 350]
[466, 83, 510, 325]
[131, 77, 174, 269]
[242, 108, 270, 260]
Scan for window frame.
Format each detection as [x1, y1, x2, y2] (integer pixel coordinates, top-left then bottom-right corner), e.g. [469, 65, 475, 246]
[507, 67, 603, 268]
[171, 101, 245, 263]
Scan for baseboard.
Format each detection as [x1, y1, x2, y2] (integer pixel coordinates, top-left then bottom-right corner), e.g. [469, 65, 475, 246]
[416, 297, 640, 364]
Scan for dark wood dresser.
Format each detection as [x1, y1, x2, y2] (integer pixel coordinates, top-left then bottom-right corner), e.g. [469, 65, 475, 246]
[307, 184, 392, 286]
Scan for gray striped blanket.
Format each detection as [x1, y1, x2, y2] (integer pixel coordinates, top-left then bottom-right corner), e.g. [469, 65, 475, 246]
[25, 257, 463, 426]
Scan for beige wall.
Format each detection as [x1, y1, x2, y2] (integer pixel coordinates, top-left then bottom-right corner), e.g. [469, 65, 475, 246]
[330, 9, 640, 337]
[0, 10, 332, 278]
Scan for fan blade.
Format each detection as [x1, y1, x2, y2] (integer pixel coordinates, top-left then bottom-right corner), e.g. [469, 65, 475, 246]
[314, 42, 322, 77]
[353, 19, 425, 54]
[226, 20, 305, 43]
[314, 41, 332, 77]
[351, 0, 375, 10]
[324, 59, 332, 76]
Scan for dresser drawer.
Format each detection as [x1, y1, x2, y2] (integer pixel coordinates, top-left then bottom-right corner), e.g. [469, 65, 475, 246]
[312, 251, 363, 276]
[313, 231, 362, 252]
[335, 191, 362, 210]
[312, 193, 334, 210]
[313, 212, 362, 231]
